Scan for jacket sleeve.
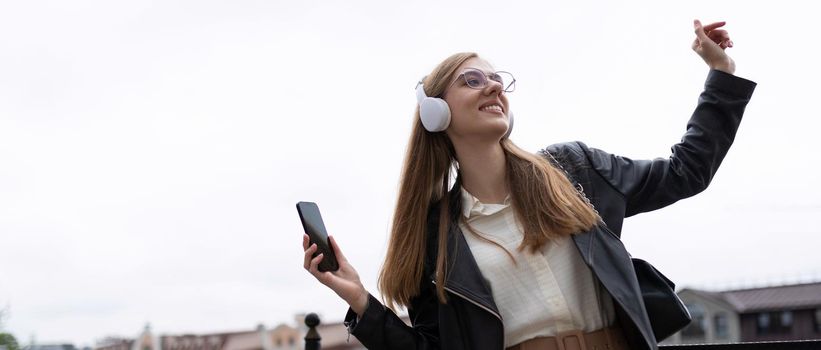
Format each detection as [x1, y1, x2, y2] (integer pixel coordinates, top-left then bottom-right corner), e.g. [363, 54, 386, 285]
[581, 69, 756, 217]
[343, 277, 440, 349]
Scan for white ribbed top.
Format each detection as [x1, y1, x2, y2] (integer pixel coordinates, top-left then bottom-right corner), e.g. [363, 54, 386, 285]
[457, 188, 615, 347]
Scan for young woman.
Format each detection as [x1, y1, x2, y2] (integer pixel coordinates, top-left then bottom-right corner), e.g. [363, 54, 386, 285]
[301, 20, 756, 350]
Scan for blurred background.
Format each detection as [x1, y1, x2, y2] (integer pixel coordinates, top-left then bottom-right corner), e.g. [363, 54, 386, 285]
[1, 0, 819, 348]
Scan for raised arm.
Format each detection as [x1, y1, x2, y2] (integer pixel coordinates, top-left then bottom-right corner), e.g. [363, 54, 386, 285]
[582, 20, 756, 216]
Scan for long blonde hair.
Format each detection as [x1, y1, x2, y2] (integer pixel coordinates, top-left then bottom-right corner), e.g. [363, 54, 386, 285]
[378, 52, 600, 309]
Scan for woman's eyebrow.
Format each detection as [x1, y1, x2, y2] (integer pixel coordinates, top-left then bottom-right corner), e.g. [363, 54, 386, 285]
[463, 67, 494, 73]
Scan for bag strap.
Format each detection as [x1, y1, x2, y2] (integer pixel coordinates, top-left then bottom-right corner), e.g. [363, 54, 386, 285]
[539, 148, 601, 221]
[541, 148, 613, 329]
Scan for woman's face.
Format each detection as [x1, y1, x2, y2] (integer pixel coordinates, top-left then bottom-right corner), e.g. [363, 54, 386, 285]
[443, 57, 511, 141]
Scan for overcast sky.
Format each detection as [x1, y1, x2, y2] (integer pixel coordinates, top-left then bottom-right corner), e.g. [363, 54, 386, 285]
[1, 0, 820, 347]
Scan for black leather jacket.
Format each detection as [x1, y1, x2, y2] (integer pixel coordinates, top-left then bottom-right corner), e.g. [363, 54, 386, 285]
[344, 70, 756, 350]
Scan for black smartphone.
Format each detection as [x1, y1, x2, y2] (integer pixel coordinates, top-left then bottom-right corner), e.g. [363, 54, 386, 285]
[296, 201, 339, 272]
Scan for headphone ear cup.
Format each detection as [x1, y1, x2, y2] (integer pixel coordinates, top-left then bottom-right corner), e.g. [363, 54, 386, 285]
[503, 112, 514, 139]
[419, 97, 451, 132]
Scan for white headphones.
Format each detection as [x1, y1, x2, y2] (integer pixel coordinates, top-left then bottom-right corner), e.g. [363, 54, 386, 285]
[415, 77, 514, 138]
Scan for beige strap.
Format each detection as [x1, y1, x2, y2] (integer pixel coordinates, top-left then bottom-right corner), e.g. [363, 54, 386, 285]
[506, 326, 629, 350]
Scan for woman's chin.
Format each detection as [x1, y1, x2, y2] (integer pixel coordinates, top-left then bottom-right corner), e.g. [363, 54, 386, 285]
[447, 116, 510, 141]
[468, 123, 510, 141]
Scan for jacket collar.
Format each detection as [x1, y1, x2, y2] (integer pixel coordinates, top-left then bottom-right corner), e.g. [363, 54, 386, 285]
[442, 221, 502, 319]
[428, 187, 502, 319]
[429, 194, 655, 350]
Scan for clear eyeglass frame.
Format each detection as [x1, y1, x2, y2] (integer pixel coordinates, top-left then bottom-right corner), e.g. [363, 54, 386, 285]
[454, 68, 516, 93]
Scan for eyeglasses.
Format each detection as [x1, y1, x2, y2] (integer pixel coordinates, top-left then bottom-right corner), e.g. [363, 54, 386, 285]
[453, 68, 516, 93]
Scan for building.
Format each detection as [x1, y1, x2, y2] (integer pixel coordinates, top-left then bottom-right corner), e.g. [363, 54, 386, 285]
[95, 313, 412, 350]
[22, 345, 78, 350]
[662, 281, 821, 345]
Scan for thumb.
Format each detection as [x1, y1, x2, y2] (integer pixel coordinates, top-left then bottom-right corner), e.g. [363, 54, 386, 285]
[693, 19, 710, 43]
[329, 235, 348, 264]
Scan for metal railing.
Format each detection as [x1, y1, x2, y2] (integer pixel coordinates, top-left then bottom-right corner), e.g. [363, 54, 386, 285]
[659, 340, 821, 349]
[659, 339, 821, 350]
[302, 313, 821, 350]
[303, 313, 321, 350]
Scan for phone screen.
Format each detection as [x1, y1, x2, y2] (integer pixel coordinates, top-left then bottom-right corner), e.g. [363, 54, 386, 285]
[296, 201, 339, 272]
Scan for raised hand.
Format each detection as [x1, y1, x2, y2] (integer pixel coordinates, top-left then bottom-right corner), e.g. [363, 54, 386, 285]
[692, 19, 736, 74]
[303, 234, 370, 314]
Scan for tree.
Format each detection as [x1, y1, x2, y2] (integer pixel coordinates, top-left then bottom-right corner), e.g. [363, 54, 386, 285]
[0, 333, 19, 350]
[0, 306, 19, 350]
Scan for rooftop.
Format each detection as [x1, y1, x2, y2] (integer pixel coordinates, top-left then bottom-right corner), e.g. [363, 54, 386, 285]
[682, 281, 821, 313]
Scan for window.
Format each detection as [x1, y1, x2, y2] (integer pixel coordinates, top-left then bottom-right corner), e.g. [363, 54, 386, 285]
[781, 311, 793, 328]
[815, 309, 821, 333]
[714, 313, 729, 339]
[756, 313, 770, 335]
[757, 311, 793, 334]
[682, 303, 706, 338]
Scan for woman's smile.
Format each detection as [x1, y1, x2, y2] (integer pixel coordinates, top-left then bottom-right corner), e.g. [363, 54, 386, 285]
[479, 103, 505, 115]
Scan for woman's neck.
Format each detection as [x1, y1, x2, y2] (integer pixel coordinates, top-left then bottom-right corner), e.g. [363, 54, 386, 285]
[452, 139, 508, 204]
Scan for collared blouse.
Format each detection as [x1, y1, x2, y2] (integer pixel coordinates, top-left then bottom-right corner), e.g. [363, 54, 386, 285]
[458, 187, 616, 347]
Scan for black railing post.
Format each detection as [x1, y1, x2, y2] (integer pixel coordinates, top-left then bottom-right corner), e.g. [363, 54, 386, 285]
[304, 313, 320, 350]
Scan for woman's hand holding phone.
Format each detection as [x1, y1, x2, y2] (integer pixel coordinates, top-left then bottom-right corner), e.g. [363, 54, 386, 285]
[302, 234, 369, 315]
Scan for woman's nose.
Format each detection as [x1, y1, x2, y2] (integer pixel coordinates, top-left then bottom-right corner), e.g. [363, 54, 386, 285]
[484, 78, 504, 95]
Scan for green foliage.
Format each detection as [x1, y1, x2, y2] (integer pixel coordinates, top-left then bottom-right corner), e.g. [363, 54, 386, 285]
[0, 333, 20, 350]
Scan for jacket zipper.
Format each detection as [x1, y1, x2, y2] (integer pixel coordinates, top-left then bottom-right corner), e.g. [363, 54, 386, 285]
[433, 280, 505, 348]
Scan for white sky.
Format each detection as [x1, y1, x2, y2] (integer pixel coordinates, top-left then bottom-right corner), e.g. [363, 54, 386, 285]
[1, 0, 820, 347]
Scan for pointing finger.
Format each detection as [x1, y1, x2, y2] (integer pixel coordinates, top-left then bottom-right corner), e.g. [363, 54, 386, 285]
[702, 21, 727, 32]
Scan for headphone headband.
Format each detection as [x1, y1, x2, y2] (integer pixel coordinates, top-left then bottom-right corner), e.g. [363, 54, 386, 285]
[415, 78, 428, 104]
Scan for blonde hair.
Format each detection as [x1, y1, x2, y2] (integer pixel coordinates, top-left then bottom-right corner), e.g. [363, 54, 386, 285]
[378, 52, 600, 309]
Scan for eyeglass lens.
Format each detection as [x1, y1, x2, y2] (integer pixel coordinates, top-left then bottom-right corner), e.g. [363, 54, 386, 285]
[463, 69, 515, 92]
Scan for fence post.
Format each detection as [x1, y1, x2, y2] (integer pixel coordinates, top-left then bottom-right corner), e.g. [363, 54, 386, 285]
[304, 313, 320, 350]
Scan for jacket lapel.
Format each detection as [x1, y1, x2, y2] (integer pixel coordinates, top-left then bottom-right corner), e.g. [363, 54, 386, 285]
[573, 225, 657, 349]
[427, 187, 502, 320]
[442, 223, 502, 319]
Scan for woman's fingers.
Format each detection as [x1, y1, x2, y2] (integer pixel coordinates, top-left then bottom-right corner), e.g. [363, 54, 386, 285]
[707, 29, 729, 41]
[694, 20, 721, 50]
[309, 251, 324, 271]
[706, 29, 731, 47]
[303, 242, 318, 269]
[299, 233, 367, 310]
[693, 19, 710, 41]
[692, 19, 736, 74]
[702, 21, 726, 32]
[695, 20, 733, 49]
[308, 252, 337, 284]
[302, 242, 334, 283]
[310, 254, 341, 285]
